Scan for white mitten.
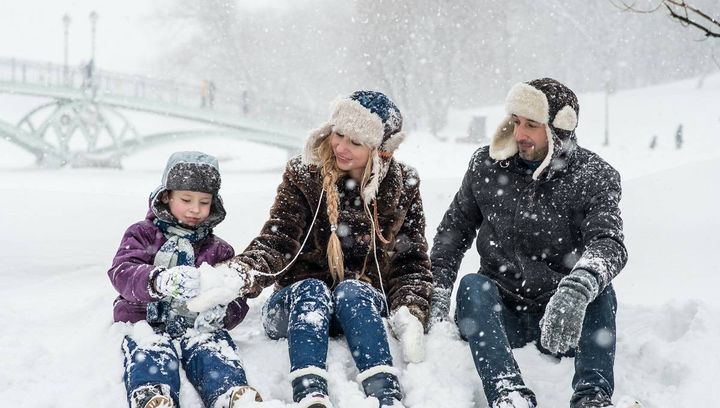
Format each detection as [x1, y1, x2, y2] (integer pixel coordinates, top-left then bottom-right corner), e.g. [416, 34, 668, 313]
[193, 304, 228, 333]
[154, 265, 201, 300]
[389, 305, 426, 363]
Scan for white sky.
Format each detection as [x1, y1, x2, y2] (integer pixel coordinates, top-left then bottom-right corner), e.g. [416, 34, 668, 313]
[0, 0, 290, 75]
[0, 1, 159, 73]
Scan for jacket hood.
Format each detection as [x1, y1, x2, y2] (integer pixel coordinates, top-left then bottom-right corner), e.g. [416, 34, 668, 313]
[149, 151, 226, 229]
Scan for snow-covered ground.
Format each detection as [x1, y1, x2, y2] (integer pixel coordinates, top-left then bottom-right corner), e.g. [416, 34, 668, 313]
[1, 74, 719, 407]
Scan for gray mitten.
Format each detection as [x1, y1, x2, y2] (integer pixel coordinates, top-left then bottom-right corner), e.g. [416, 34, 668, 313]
[540, 269, 599, 354]
[429, 287, 452, 326]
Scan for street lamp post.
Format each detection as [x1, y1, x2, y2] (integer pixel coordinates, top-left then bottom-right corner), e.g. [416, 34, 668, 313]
[89, 11, 98, 63]
[62, 14, 71, 86]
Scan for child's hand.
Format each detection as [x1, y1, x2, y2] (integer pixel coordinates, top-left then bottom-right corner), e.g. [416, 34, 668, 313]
[154, 266, 201, 300]
[194, 304, 227, 333]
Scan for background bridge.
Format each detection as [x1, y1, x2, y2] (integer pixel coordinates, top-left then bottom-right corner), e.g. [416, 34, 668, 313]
[0, 57, 317, 167]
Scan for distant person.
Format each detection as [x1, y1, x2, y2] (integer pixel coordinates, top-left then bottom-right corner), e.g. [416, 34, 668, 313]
[649, 134, 658, 150]
[81, 59, 97, 97]
[107, 151, 262, 408]
[201, 80, 208, 108]
[675, 124, 683, 149]
[208, 80, 216, 108]
[430, 78, 627, 408]
[225, 90, 433, 408]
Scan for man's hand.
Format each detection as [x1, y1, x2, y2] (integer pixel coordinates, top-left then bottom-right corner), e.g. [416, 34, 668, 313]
[154, 266, 201, 300]
[540, 269, 599, 354]
[429, 288, 452, 327]
[389, 306, 426, 363]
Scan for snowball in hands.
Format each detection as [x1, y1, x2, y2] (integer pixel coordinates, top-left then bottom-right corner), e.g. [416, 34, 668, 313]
[154, 265, 201, 300]
[185, 263, 253, 313]
[540, 269, 599, 354]
[390, 305, 426, 363]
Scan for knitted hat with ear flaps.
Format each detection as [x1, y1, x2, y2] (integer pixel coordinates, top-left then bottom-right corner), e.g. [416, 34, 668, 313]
[150, 151, 226, 228]
[490, 77, 580, 180]
[302, 90, 406, 202]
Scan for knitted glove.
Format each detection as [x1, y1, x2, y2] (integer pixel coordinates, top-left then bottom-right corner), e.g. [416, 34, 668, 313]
[224, 259, 264, 298]
[154, 266, 201, 300]
[193, 304, 227, 333]
[389, 306, 426, 363]
[429, 287, 452, 326]
[540, 269, 600, 354]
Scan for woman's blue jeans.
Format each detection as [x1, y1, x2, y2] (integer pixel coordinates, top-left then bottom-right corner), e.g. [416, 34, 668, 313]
[455, 273, 617, 406]
[262, 278, 393, 373]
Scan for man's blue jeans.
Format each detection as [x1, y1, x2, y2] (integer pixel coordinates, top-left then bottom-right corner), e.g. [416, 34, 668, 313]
[262, 278, 393, 373]
[455, 273, 617, 406]
[122, 329, 249, 407]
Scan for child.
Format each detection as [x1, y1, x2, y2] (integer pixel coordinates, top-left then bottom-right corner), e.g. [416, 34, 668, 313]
[108, 151, 261, 408]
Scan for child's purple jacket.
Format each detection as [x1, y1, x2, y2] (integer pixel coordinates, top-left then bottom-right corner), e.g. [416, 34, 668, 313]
[108, 211, 249, 330]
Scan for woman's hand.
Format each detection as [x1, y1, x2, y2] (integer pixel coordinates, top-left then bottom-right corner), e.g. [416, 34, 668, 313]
[389, 305, 426, 363]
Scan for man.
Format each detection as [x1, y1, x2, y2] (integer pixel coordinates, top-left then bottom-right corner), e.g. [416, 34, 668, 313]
[430, 78, 627, 408]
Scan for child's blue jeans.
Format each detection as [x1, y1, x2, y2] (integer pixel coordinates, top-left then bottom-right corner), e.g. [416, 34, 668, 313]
[122, 329, 249, 407]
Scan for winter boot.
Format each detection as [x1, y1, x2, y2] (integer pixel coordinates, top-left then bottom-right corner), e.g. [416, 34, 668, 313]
[296, 392, 334, 408]
[130, 384, 174, 408]
[358, 366, 404, 408]
[212, 385, 263, 408]
[491, 390, 536, 408]
[230, 385, 263, 405]
[571, 393, 614, 408]
[289, 366, 331, 407]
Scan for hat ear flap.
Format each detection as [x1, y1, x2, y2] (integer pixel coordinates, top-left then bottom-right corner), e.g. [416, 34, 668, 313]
[302, 122, 333, 166]
[489, 116, 518, 160]
[552, 105, 578, 131]
[362, 151, 382, 203]
[381, 131, 406, 154]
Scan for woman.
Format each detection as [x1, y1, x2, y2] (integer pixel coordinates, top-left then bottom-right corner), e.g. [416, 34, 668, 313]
[228, 90, 433, 408]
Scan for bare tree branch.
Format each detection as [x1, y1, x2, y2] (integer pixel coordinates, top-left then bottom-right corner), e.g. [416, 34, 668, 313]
[610, 0, 720, 38]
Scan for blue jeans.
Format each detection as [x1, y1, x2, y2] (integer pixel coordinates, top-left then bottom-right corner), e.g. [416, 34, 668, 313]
[122, 329, 249, 407]
[455, 273, 617, 406]
[262, 278, 393, 373]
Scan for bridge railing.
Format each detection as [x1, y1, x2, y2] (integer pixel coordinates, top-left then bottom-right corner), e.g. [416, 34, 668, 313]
[0, 57, 320, 128]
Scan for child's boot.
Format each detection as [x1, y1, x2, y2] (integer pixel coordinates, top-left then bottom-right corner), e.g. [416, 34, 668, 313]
[130, 384, 174, 408]
[230, 385, 263, 407]
[213, 385, 263, 408]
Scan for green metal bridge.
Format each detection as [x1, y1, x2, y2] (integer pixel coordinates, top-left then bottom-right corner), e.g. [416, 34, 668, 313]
[0, 58, 314, 167]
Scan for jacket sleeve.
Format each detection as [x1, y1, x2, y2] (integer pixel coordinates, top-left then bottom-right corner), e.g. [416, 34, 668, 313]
[228, 161, 314, 288]
[573, 165, 628, 292]
[429, 151, 485, 294]
[107, 222, 163, 303]
[386, 174, 433, 329]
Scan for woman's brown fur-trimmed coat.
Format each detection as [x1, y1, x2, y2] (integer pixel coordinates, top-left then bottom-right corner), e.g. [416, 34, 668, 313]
[231, 156, 434, 328]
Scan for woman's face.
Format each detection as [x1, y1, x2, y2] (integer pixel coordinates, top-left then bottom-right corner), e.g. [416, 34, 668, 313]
[330, 131, 371, 179]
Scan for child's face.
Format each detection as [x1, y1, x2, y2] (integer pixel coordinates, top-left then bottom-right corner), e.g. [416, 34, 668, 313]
[162, 190, 213, 227]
